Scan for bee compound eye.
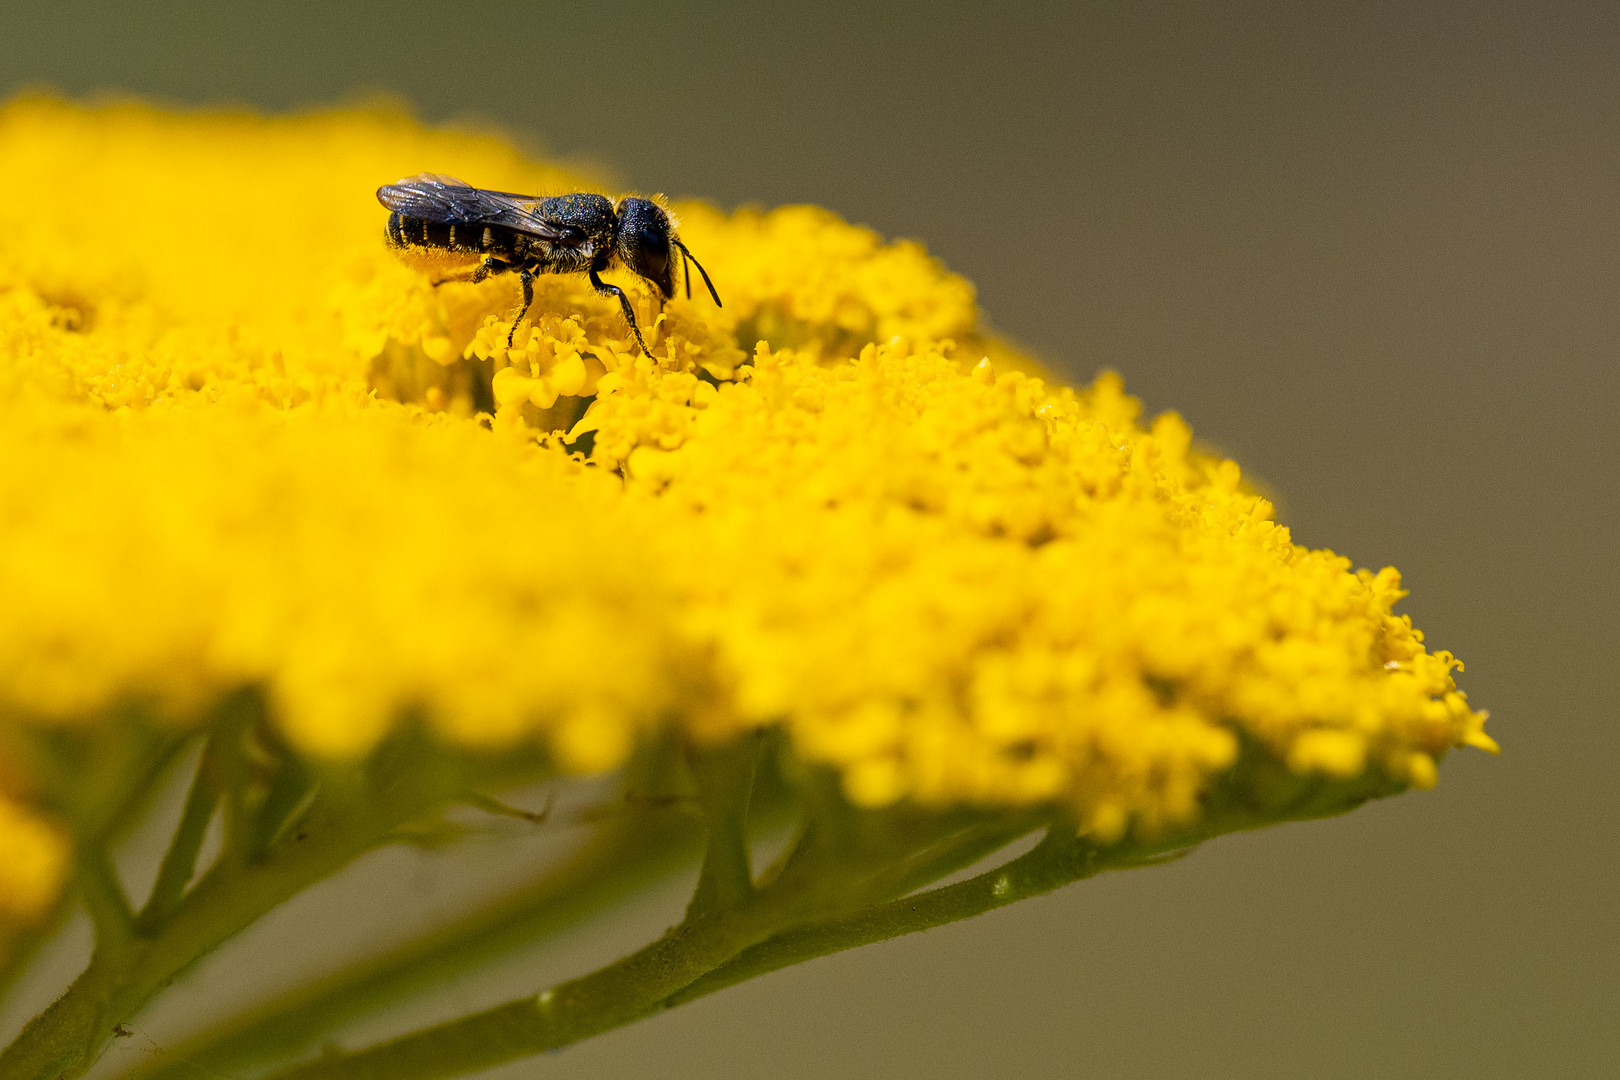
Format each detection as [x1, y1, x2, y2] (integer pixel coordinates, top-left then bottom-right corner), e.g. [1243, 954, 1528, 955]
[638, 226, 669, 278]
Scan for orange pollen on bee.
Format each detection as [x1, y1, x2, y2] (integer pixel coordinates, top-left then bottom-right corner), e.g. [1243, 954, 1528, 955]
[390, 245, 483, 276]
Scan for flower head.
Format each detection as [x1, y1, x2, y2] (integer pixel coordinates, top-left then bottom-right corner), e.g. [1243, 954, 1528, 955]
[0, 97, 1493, 922]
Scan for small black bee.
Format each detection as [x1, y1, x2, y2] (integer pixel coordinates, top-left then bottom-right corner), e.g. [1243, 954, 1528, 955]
[377, 173, 721, 357]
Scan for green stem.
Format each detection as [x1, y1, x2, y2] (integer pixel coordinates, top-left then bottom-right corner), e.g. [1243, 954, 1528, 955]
[257, 894, 814, 1080]
[664, 828, 1102, 1008]
[136, 741, 221, 930]
[115, 806, 707, 1080]
[684, 735, 760, 918]
[248, 752, 314, 859]
[212, 751, 1366, 1080]
[246, 815, 1062, 1080]
[0, 746, 485, 1080]
[76, 843, 136, 954]
[667, 826, 1203, 1012]
[842, 816, 1044, 904]
[1, 725, 191, 1027]
[215, 698, 253, 871]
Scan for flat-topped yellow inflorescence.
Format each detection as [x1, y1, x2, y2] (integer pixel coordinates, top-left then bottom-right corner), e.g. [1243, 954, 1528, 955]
[0, 98, 1492, 918]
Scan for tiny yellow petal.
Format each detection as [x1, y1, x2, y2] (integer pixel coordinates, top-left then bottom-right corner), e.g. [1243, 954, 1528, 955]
[1406, 752, 1440, 790]
[550, 354, 588, 397]
[1288, 729, 1369, 779]
[529, 376, 560, 410]
[421, 335, 456, 365]
[490, 366, 533, 408]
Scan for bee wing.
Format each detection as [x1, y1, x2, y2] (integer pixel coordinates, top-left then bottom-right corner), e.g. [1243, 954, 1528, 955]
[376, 173, 569, 239]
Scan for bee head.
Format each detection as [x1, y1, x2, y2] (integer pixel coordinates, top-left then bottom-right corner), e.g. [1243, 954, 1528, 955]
[615, 197, 675, 299]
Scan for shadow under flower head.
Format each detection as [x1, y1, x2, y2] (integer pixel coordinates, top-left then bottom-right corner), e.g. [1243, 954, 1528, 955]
[0, 97, 1493, 923]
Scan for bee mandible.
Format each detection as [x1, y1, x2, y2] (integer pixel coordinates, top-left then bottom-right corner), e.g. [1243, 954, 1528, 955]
[377, 174, 721, 357]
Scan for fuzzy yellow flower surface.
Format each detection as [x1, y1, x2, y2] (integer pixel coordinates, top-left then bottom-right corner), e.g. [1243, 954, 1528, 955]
[0, 99, 1492, 915]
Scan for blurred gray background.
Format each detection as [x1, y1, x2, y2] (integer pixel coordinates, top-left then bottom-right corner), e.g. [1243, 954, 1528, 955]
[2, 2, 1614, 1077]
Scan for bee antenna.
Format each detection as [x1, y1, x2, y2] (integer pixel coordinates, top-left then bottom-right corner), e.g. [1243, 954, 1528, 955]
[672, 238, 722, 308]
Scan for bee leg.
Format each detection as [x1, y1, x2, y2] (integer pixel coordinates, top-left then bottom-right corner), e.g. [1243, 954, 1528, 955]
[432, 256, 508, 288]
[506, 267, 536, 349]
[470, 257, 503, 285]
[588, 268, 651, 357]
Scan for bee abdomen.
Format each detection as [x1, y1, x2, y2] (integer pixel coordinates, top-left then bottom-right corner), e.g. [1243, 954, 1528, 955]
[386, 213, 519, 259]
[385, 211, 410, 247]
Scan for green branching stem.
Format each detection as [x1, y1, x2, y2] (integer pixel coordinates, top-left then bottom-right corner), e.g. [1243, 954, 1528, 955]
[0, 727, 540, 1080]
[248, 752, 315, 859]
[836, 815, 1046, 905]
[246, 809, 1079, 1080]
[684, 734, 760, 919]
[255, 886, 833, 1080]
[2, 722, 192, 1012]
[664, 828, 1158, 1009]
[76, 842, 136, 955]
[136, 740, 221, 930]
[255, 819, 1192, 1080]
[115, 803, 709, 1080]
[213, 696, 255, 872]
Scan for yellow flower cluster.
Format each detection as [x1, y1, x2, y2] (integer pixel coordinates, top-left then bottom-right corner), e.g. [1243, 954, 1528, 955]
[0, 98, 1492, 917]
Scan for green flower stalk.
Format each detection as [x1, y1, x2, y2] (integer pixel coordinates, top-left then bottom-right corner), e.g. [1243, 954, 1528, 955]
[0, 98, 1495, 1080]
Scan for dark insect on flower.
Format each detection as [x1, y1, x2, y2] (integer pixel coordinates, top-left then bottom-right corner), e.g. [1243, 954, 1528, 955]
[377, 174, 722, 357]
